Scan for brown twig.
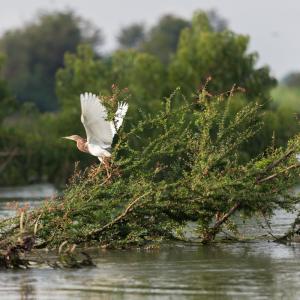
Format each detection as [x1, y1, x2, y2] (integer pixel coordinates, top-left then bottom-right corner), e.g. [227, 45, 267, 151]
[213, 202, 240, 230]
[77, 191, 151, 243]
[203, 158, 300, 243]
[202, 201, 241, 243]
[265, 149, 294, 171]
[256, 149, 295, 183]
[257, 163, 300, 184]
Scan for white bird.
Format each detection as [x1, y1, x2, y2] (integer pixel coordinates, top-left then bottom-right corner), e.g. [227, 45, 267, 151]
[63, 92, 128, 168]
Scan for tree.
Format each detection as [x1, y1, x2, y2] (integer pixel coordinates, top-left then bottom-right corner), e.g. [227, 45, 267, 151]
[0, 11, 102, 111]
[117, 23, 145, 49]
[168, 11, 276, 100]
[206, 9, 228, 32]
[141, 15, 190, 65]
[2, 88, 300, 248]
[117, 11, 227, 65]
[282, 72, 300, 87]
[56, 45, 166, 116]
[56, 45, 110, 111]
[0, 54, 16, 121]
[110, 50, 166, 112]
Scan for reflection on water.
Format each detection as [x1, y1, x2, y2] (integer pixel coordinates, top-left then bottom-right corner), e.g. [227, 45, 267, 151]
[0, 184, 57, 199]
[0, 243, 299, 300]
[0, 185, 299, 300]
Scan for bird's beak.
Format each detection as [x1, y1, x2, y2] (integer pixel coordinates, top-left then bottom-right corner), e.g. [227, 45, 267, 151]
[62, 136, 73, 141]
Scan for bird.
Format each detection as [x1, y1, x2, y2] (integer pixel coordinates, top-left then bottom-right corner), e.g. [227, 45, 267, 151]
[63, 92, 128, 176]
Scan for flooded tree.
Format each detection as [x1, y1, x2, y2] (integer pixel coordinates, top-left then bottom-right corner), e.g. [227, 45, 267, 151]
[0, 87, 299, 250]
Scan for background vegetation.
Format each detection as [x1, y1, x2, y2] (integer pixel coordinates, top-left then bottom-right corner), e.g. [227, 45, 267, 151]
[0, 9, 299, 186]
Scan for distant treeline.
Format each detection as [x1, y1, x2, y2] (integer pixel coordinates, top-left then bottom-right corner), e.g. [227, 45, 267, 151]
[0, 10, 299, 186]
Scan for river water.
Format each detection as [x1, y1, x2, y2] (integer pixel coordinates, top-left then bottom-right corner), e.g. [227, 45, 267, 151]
[0, 185, 299, 300]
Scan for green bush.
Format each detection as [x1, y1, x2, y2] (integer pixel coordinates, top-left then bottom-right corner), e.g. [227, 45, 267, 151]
[1, 89, 299, 248]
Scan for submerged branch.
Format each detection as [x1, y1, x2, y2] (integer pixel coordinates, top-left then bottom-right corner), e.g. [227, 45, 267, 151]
[202, 159, 300, 243]
[202, 202, 241, 243]
[273, 210, 300, 243]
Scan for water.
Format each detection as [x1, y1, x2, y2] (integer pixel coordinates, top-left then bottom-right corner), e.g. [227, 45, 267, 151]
[0, 185, 299, 300]
[0, 184, 58, 218]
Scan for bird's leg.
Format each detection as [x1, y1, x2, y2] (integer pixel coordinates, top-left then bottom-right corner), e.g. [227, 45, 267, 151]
[97, 156, 112, 183]
[102, 157, 112, 180]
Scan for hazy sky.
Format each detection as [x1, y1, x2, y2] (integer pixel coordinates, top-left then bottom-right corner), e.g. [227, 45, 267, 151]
[0, 0, 299, 78]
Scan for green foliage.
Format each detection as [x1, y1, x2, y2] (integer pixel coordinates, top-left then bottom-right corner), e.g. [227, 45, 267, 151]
[0, 53, 93, 185]
[56, 45, 166, 116]
[0, 109, 83, 185]
[282, 72, 300, 87]
[141, 15, 190, 64]
[1, 89, 299, 248]
[56, 45, 110, 110]
[267, 86, 300, 146]
[272, 86, 300, 111]
[118, 10, 228, 65]
[168, 11, 276, 100]
[0, 54, 16, 121]
[111, 50, 166, 112]
[117, 23, 145, 49]
[0, 11, 102, 111]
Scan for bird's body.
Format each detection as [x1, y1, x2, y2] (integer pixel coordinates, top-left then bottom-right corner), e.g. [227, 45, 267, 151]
[63, 93, 128, 164]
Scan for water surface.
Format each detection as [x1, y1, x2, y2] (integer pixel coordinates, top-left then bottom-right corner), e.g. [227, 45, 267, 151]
[0, 185, 299, 300]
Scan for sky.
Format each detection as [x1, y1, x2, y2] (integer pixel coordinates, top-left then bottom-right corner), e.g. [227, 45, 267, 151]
[0, 0, 299, 78]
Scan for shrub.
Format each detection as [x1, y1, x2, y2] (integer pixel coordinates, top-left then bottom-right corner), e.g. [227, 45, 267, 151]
[1, 88, 299, 249]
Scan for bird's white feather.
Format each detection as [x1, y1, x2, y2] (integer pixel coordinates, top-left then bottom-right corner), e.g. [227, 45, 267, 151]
[88, 143, 111, 157]
[80, 93, 114, 149]
[114, 102, 129, 131]
[80, 93, 128, 153]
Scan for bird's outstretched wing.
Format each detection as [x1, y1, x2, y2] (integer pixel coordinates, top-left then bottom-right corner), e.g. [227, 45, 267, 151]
[114, 102, 129, 131]
[80, 93, 115, 148]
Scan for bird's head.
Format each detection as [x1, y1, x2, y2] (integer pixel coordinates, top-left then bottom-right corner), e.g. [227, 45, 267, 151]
[62, 135, 82, 142]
